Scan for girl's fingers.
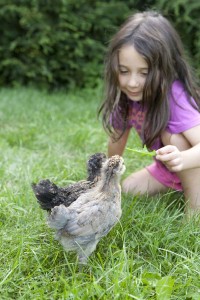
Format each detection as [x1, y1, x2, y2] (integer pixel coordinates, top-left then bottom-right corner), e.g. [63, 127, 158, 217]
[156, 145, 180, 163]
[156, 152, 178, 162]
[156, 145, 177, 155]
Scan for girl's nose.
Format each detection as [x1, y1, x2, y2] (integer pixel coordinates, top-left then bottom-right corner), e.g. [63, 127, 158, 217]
[128, 74, 139, 87]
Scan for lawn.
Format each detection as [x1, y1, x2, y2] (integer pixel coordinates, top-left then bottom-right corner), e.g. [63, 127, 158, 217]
[0, 87, 199, 300]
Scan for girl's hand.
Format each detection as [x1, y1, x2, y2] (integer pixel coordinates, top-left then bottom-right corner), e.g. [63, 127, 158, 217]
[156, 145, 184, 172]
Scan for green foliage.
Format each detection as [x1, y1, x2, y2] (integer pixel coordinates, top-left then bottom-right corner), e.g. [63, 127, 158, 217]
[154, 0, 200, 78]
[0, 0, 134, 89]
[126, 146, 156, 157]
[0, 0, 199, 89]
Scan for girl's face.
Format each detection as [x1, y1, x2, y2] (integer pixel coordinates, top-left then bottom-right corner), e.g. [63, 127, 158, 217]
[118, 44, 148, 102]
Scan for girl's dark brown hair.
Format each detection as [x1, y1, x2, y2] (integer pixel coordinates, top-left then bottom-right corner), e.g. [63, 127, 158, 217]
[98, 11, 200, 148]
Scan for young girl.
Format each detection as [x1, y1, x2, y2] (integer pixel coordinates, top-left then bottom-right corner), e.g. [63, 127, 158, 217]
[99, 11, 200, 216]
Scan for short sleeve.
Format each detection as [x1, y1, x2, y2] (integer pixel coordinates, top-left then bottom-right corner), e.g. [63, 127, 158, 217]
[166, 80, 200, 134]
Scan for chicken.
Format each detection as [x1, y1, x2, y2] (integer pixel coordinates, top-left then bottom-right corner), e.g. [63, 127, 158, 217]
[47, 155, 125, 264]
[32, 153, 107, 210]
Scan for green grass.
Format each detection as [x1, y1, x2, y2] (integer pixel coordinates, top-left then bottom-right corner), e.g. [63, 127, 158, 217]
[0, 87, 200, 300]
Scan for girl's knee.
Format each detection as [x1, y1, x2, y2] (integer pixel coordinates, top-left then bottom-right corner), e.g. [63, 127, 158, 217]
[122, 175, 140, 194]
[121, 171, 148, 195]
[122, 177, 131, 194]
[161, 131, 191, 151]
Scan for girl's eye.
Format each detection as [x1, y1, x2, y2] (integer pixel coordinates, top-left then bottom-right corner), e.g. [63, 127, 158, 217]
[141, 72, 148, 76]
[119, 69, 128, 74]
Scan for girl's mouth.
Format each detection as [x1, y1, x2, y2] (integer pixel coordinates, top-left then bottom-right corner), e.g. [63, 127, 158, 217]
[128, 91, 141, 96]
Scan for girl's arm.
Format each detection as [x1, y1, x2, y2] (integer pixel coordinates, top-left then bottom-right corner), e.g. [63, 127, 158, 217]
[156, 125, 200, 172]
[108, 128, 131, 157]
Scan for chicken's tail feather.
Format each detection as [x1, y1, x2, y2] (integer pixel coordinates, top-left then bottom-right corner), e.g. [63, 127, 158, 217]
[31, 179, 59, 211]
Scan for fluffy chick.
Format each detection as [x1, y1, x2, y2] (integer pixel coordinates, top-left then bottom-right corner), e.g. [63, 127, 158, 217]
[32, 153, 106, 210]
[47, 155, 125, 264]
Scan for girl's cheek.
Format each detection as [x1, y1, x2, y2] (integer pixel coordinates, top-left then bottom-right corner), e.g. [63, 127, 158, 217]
[118, 78, 126, 88]
[141, 77, 147, 86]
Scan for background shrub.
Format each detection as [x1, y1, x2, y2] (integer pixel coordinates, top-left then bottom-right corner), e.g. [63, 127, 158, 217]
[0, 0, 199, 90]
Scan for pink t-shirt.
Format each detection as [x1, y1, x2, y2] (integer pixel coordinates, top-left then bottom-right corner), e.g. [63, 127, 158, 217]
[167, 80, 200, 133]
[111, 80, 200, 190]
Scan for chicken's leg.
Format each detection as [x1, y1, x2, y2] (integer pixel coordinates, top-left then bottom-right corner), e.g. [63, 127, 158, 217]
[77, 240, 99, 265]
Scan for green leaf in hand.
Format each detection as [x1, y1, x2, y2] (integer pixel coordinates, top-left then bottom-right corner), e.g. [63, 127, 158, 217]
[126, 146, 156, 157]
